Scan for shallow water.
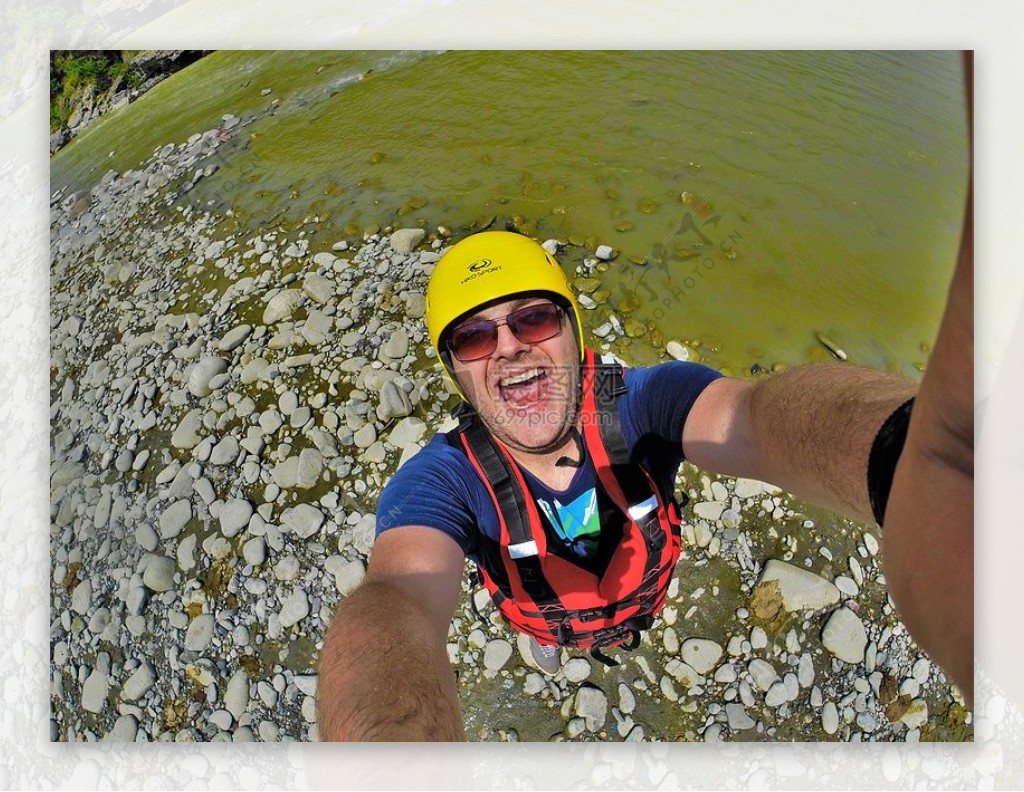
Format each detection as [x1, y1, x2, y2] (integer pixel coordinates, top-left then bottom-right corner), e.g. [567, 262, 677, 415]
[52, 50, 967, 376]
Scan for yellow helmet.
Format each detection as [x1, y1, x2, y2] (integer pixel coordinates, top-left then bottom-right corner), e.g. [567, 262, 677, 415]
[425, 230, 584, 400]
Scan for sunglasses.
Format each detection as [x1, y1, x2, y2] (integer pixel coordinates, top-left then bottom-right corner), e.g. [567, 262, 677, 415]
[447, 302, 564, 362]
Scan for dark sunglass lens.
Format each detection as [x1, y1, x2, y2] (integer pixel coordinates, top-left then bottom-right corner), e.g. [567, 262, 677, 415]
[509, 304, 562, 343]
[449, 322, 497, 361]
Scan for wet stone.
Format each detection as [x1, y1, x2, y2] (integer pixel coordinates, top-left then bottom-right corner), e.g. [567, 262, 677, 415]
[821, 607, 868, 664]
[185, 614, 215, 651]
[726, 703, 756, 731]
[159, 499, 192, 539]
[219, 498, 253, 537]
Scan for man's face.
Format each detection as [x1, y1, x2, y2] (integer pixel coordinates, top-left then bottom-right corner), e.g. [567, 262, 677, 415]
[449, 296, 579, 455]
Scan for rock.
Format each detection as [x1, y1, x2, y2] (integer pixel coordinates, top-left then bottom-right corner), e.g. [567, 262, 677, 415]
[296, 448, 323, 489]
[835, 576, 859, 597]
[209, 709, 233, 731]
[225, 670, 250, 719]
[274, 555, 301, 582]
[798, 653, 815, 688]
[664, 659, 701, 689]
[758, 560, 840, 611]
[666, 341, 690, 361]
[142, 555, 176, 592]
[381, 329, 409, 360]
[733, 478, 767, 499]
[376, 379, 411, 424]
[765, 680, 789, 707]
[177, 534, 197, 572]
[271, 457, 299, 489]
[714, 664, 737, 684]
[387, 417, 426, 447]
[618, 683, 635, 714]
[680, 638, 723, 675]
[185, 614, 215, 651]
[105, 714, 138, 742]
[240, 358, 270, 384]
[171, 409, 204, 449]
[353, 424, 377, 449]
[263, 289, 303, 324]
[822, 701, 840, 734]
[747, 658, 778, 692]
[726, 703, 756, 731]
[81, 668, 109, 713]
[302, 272, 334, 304]
[121, 662, 156, 701]
[188, 356, 228, 397]
[219, 498, 253, 537]
[483, 639, 513, 673]
[376, 380, 412, 422]
[390, 228, 426, 254]
[595, 244, 615, 261]
[325, 556, 365, 596]
[694, 501, 725, 521]
[574, 686, 608, 732]
[281, 503, 324, 539]
[159, 499, 192, 539]
[210, 435, 240, 465]
[243, 536, 266, 566]
[71, 580, 92, 615]
[821, 607, 868, 663]
[279, 588, 310, 628]
[217, 324, 252, 352]
[563, 658, 592, 683]
[308, 427, 340, 456]
[899, 698, 928, 729]
[524, 674, 546, 695]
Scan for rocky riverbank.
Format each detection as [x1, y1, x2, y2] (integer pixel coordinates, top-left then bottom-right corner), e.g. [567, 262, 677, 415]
[49, 50, 211, 154]
[49, 111, 969, 742]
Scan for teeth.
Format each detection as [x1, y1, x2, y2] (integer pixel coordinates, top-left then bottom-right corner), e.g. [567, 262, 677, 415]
[500, 368, 543, 387]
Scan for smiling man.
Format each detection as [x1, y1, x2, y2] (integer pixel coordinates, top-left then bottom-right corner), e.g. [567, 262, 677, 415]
[317, 220, 972, 741]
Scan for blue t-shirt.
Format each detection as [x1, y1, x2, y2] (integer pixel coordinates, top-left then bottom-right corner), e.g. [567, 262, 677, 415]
[375, 360, 722, 575]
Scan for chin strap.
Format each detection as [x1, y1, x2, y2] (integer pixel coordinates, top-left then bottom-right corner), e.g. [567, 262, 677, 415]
[554, 426, 584, 468]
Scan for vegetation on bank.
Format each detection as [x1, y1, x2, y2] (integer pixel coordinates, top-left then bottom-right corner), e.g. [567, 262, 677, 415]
[49, 50, 145, 132]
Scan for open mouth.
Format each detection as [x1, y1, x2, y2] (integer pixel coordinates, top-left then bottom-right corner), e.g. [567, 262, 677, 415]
[497, 367, 548, 408]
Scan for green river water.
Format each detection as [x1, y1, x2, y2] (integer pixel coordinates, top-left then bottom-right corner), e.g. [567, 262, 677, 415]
[51, 50, 967, 377]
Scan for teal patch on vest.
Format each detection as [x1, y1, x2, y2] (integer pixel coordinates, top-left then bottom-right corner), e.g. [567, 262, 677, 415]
[538, 488, 600, 557]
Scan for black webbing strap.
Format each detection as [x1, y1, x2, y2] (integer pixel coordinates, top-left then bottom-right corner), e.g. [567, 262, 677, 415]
[456, 411, 563, 618]
[592, 361, 666, 554]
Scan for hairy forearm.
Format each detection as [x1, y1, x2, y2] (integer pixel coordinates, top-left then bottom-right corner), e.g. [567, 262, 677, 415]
[744, 364, 917, 524]
[317, 579, 464, 741]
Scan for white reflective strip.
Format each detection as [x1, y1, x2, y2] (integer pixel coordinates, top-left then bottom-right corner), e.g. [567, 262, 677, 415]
[627, 496, 659, 521]
[508, 540, 539, 559]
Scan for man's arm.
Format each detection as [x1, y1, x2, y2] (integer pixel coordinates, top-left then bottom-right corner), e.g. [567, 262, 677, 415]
[317, 525, 466, 741]
[882, 51, 973, 703]
[682, 367, 915, 524]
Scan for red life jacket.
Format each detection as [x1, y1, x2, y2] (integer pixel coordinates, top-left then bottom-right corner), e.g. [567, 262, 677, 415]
[447, 348, 683, 649]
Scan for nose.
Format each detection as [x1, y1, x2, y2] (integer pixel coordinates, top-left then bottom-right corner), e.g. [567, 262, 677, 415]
[492, 320, 532, 358]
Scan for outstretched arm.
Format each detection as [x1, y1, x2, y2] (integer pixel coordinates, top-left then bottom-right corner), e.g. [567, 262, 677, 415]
[317, 526, 466, 741]
[682, 367, 914, 525]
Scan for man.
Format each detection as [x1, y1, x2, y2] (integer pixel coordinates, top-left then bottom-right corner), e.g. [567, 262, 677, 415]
[317, 205, 973, 740]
